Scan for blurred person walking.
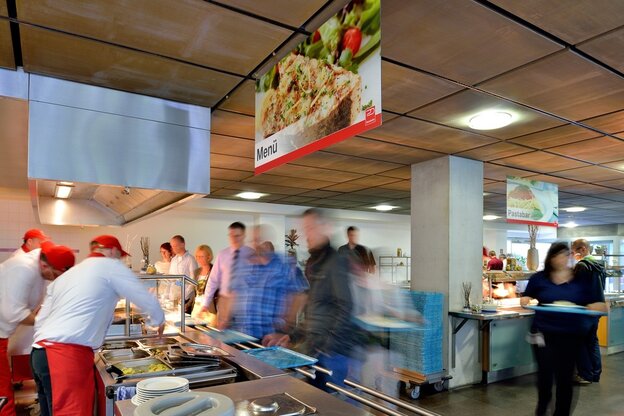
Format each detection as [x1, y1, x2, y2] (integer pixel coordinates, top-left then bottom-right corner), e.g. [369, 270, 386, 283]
[338, 226, 376, 274]
[571, 239, 606, 384]
[521, 242, 606, 416]
[265, 209, 360, 392]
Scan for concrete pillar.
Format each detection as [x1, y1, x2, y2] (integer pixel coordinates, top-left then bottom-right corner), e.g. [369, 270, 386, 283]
[410, 156, 483, 386]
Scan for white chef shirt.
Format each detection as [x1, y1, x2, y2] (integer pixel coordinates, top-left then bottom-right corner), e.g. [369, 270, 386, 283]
[34, 257, 164, 349]
[0, 249, 45, 338]
[168, 251, 198, 300]
[9, 247, 27, 259]
[203, 245, 254, 304]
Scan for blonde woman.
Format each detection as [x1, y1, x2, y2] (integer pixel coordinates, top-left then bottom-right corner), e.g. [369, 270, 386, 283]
[192, 245, 216, 324]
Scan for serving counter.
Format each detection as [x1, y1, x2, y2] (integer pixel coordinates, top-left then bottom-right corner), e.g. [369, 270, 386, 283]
[450, 307, 536, 384]
[599, 294, 624, 355]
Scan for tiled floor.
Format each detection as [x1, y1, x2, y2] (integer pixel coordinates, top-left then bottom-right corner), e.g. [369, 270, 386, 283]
[409, 352, 624, 416]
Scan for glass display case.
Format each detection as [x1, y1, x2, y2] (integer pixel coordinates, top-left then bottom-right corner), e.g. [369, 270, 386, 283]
[598, 254, 623, 293]
[106, 274, 198, 339]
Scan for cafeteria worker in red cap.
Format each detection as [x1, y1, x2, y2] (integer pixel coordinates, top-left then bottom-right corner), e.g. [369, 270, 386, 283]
[0, 243, 75, 416]
[10, 228, 50, 258]
[31, 235, 165, 416]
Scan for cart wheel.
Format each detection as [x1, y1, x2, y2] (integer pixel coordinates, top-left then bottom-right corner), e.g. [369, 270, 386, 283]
[433, 380, 446, 392]
[409, 386, 420, 399]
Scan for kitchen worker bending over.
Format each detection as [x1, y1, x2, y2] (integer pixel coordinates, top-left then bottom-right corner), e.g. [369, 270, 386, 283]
[10, 228, 50, 258]
[0, 243, 75, 416]
[31, 235, 165, 416]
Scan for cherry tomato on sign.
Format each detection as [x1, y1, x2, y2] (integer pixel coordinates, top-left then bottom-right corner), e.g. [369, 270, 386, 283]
[342, 27, 362, 55]
[312, 30, 321, 43]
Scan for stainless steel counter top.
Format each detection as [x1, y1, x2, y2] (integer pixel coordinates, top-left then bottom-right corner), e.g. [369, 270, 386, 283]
[115, 376, 371, 416]
[449, 307, 534, 321]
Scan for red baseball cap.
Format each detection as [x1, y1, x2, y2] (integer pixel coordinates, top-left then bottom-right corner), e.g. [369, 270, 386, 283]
[41, 244, 75, 272]
[91, 235, 130, 257]
[23, 229, 49, 242]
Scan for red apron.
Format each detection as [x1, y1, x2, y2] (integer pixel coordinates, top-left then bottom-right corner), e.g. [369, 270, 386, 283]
[38, 341, 95, 416]
[0, 338, 16, 416]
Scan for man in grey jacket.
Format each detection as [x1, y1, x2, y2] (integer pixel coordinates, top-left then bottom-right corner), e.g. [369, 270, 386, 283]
[265, 208, 360, 391]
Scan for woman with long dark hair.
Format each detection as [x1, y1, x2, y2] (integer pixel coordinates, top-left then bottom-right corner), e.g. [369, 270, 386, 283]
[521, 242, 606, 416]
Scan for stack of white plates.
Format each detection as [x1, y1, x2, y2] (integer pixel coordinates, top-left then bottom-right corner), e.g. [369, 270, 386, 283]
[132, 377, 190, 406]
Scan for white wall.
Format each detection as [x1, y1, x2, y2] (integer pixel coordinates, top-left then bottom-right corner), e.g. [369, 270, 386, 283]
[0, 197, 410, 270]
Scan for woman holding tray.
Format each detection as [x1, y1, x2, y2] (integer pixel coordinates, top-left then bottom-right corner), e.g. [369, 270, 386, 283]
[520, 242, 606, 416]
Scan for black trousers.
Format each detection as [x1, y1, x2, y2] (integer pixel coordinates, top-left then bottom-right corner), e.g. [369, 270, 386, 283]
[534, 332, 582, 416]
[576, 319, 602, 382]
[30, 348, 52, 416]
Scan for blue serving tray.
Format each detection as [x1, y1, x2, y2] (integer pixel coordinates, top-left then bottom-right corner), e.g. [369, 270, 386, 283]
[524, 305, 607, 316]
[197, 327, 259, 344]
[242, 346, 317, 369]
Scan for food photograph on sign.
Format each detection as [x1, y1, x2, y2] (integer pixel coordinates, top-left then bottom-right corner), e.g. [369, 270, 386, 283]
[506, 176, 559, 227]
[255, 0, 382, 173]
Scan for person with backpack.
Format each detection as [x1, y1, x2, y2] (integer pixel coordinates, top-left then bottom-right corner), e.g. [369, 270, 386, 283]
[571, 239, 606, 384]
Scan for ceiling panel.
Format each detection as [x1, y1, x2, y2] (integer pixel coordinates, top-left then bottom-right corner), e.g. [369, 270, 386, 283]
[0, 97, 28, 191]
[378, 180, 411, 192]
[559, 183, 615, 196]
[209, 189, 290, 202]
[322, 176, 400, 193]
[0, 20, 14, 69]
[377, 166, 411, 180]
[602, 160, 624, 171]
[483, 182, 507, 194]
[298, 190, 342, 198]
[409, 89, 564, 140]
[269, 164, 365, 183]
[555, 165, 624, 182]
[211, 110, 255, 139]
[0, 2, 7, 16]
[579, 27, 624, 73]
[243, 174, 335, 190]
[210, 168, 253, 181]
[548, 137, 624, 164]
[210, 154, 254, 171]
[455, 142, 533, 162]
[480, 50, 624, 121]
[509, 124, 601, 148]
[381, 61, 462, 113]
[495, 151, 589, 172]
[581, 110, 624, 135]
[17, 0, 291, 75]
[219, 80, 255, 116]
[591, 191, 624, 203]
[381, 0, 561, 85]
[524, 174, 582, 187]
[361, 116, 497, 153]
[483, 163, 536, 181]
[327, 136, 444, 165]
[20, 25, 241, 107]
[324, 193, 391, 204]
[351, 187, 410, 199]
[209, 179, 237, 190]
[273, 195, 316, 204]
[211, 134, 254, 157]
[595, 178, 624, 191]
[489, 0, 624, 44]
[291, 151, 403, 175]
[224, 0, 328, 27]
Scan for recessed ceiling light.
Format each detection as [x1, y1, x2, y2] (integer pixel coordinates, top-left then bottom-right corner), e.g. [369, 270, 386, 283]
[561, 221, 578, 228]
[374, 204, 396, 211]
[483, 215, 500, 221]
[468, 111, 513, 130]
[236, 192, 266, 200]
[561, 206, 586, 213]
[54, 182, 74, 199]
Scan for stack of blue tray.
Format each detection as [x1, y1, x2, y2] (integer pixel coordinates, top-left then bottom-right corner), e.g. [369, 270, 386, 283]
[389, 291, 444, 375]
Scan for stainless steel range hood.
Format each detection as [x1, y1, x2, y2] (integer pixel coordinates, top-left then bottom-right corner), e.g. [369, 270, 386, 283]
[16, 71, 211, 226]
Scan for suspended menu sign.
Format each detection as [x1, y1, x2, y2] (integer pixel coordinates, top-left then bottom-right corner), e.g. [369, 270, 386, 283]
[254, 0, 382, 174]
[506, 176, 559, 227]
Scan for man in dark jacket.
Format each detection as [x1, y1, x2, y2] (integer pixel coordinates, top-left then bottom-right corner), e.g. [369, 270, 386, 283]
[572, 239, 605, 384]
[264, 208, 360, 391]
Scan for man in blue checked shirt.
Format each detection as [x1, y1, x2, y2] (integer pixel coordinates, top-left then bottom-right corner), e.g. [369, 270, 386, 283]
[226, 241, 309, 340]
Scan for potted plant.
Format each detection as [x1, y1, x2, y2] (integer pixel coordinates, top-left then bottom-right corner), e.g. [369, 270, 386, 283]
[285, 229, 300, 257]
